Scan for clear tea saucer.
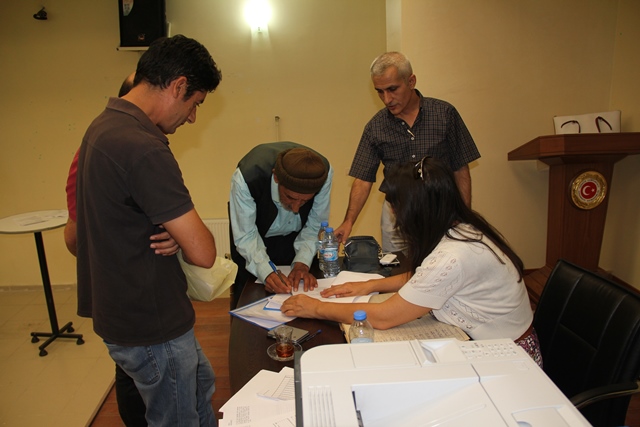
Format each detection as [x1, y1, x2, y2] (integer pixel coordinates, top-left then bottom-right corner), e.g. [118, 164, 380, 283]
[267, 342, 302, 362]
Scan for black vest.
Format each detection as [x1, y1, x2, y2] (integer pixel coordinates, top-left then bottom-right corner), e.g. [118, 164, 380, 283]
[233, 141, 330, 265]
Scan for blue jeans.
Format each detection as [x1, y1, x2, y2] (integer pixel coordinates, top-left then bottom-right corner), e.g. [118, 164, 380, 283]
[105, 328, 217, 427]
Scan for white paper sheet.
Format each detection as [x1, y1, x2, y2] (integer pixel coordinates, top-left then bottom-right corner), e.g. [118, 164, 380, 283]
[220, 368, 296, 426]
[264, 270, 383, 310]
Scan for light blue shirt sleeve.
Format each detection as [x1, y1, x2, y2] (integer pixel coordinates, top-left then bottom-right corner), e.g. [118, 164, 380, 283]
[229, 168, 271, 282]
[229, 166, 333, 283]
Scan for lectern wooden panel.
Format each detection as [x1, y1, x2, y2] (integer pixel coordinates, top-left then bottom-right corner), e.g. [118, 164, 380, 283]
[508, 133, 640, 302]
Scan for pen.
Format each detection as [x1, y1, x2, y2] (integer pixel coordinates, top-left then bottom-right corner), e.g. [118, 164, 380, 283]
[297, 329, 322, 345]
[268, 260, 290, 293]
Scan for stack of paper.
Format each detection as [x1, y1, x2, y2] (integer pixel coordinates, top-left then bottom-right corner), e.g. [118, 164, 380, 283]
[220, 367, 296, 426]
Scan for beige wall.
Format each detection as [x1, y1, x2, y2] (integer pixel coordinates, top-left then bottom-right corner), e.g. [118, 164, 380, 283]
[0, 0, 386, 287]
[392, 0, 639, 288]
[1, 0, 638, 289]
[603, 0, 640, 286]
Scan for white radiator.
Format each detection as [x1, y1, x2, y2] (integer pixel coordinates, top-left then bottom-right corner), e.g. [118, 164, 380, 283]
[203, 218, 231, 258]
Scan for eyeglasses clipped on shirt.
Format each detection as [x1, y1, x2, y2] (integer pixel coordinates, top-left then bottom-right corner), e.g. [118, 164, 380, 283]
[413, 156, 432, 181]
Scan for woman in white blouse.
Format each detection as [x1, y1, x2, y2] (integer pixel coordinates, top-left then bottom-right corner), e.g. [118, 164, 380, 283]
[281, 156, 542, 365]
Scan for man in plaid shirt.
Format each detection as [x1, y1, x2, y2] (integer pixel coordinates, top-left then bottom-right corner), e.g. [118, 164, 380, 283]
[335, 52, 480, 253]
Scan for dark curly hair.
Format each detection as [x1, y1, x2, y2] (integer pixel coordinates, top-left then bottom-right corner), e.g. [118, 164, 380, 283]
[134, 34, 222, 98]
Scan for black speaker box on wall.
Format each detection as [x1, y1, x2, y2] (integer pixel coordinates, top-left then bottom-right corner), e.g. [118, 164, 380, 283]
[118, 0, 166, 48]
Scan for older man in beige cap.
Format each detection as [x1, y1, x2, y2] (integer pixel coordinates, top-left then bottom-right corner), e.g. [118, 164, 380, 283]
[229, 142, 333, 309]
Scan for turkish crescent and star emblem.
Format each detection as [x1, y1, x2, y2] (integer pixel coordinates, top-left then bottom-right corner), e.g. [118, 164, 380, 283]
[570, 171, 607, 210]
[581, 181, 597, 198]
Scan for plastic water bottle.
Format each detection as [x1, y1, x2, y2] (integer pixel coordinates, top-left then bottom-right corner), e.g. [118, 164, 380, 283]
[349, 310, 374, 343]
[322, 227, 340, 278]
[317, 221, 328, 272]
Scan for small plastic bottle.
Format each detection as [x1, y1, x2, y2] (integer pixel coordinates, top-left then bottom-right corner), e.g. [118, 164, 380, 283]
[317, 221, 329, 272]
[322, 227, 340, 278]
[349, 310, 374, 343]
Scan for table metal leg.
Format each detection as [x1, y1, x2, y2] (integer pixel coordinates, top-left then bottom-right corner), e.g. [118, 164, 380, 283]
[29, 231, 84, 356]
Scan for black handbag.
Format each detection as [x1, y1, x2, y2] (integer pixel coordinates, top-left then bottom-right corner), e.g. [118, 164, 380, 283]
[343, 236, 382, 273]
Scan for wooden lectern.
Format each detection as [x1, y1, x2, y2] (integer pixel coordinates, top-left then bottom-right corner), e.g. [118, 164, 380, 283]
[508, 132, 640, 303]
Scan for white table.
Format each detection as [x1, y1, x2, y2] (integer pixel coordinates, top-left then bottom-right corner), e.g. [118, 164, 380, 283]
[0, 210, 84, 356]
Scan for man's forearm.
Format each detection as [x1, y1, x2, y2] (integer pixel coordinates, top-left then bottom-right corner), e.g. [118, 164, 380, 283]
[453, 165, 472, 207]
[342, 178, 373, 225]
[164, 209, 216, 268]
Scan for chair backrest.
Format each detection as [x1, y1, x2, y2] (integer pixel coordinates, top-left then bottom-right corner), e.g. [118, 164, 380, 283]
[533, 259, 640, 426]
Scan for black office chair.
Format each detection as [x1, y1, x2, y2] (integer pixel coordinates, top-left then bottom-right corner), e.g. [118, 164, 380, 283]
[532, 259, 640, 427]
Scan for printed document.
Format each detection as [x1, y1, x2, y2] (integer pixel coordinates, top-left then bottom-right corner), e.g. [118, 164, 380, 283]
[264, 270, 383, 310]
[220, 367, 296, 426]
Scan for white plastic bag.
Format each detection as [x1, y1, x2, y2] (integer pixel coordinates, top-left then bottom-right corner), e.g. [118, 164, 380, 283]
[553, 110, 621, 134]
[178, 251, 238, 302]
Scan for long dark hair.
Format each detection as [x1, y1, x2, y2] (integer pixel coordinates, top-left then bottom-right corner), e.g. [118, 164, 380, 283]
[384, 157, 524, 280]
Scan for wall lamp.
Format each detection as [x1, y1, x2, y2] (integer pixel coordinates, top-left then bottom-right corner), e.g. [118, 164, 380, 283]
[244, 0, 272, 33]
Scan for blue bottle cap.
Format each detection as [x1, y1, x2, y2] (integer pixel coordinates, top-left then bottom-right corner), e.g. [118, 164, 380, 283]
[353, 310, 367, 321]
[325, 227, 333, 232]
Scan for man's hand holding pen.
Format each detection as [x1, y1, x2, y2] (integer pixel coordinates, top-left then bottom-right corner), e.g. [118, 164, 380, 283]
[265, 273, 292, 294]
[267, 261, 292, 294]
[266, 261, 318, 294]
